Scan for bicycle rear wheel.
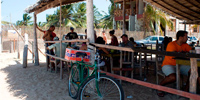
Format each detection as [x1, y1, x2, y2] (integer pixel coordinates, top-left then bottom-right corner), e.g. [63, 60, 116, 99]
[78, 74, 124, 100]
[68, 64, 80, 99]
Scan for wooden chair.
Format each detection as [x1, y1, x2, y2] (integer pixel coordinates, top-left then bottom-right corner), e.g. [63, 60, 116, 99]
[155, 40, 165, 84]
[134, 52, 147, 80]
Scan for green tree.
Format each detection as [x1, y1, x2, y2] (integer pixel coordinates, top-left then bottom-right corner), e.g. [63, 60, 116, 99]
[143, 5, 173, 36]
[99, 0, 114, 29]
[72, 3, 87, 28]
[16, 13, 32, 26]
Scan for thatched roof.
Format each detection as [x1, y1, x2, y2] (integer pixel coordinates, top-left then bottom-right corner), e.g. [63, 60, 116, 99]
[144, 0, 200, 24]
[25, 0, 84, 14]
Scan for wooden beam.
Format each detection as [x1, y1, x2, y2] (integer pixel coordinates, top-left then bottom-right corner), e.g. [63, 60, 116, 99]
[157, 0, 196, 19]
[174, 0, 200, 17]
[161, 0, 199, 18]
[123, 0, 126, 34]
[145, 0, 192, 21]
[35, 0, 61, 14]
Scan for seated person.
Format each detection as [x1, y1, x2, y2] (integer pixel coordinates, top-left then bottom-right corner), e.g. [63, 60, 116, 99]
[162, 36, 169, 50]
[168, 37, 172, 42]
[120, 34, 134, 48]
[95, 37, 109, 67]
[158, 30, 200, 97]
[195, 40, 199, 47]
[47, 37, 68, 68]
[129, 37, 137, 47]
[80, 42, 87, 50]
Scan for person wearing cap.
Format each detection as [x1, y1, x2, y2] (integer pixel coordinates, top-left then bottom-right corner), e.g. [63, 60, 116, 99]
[120, 34, 134, 48]
[109, 30, 119, 46]
[65, 27, 78, 47]
[47, 37, 68, 68]
[65, 27, 78, 39]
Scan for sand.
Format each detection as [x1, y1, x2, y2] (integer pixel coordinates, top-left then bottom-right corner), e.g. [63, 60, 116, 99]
[0, 52, 189, 100]
[0, 53, 72, 100]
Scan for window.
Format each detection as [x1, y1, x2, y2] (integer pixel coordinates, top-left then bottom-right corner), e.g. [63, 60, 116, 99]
[193, 27, 197, 32]
[159, 37, 164, 41]
[150, 37, 158, 41]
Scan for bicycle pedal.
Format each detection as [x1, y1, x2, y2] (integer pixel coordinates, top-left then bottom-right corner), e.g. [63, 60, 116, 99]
[84, 95, 90, 97]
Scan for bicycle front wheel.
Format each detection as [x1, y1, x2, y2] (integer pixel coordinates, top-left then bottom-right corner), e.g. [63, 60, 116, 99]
[78, 74, 124, 100]
[68, 64, 80, 99]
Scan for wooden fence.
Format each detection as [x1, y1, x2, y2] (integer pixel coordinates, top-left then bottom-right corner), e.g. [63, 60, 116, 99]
[44, 40, 200, 100]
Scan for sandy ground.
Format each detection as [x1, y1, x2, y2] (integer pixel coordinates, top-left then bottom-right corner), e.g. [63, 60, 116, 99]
[0, 52, 189, 100]
[0, 53, 73, 100]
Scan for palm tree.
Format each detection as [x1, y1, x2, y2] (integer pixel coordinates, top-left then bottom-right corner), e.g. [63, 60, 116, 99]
[99, 0, 114, 29]
[72, 3, 87, 28]
[22, 13, 32, 26]
[15, 13, 32, 26]
[143, 5, 173, 36]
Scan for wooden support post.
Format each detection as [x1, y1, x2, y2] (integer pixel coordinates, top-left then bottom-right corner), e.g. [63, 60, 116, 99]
[190, 58, 198, 99]
[176, 64, 180, 98]
[14, 39, 15, 52]
[45, 44, 48, 71]
[60, 40, 63, 79]
[120, 51, 122, 84]
[0, 33, 2, 53]
[33, 13, 39, 66]
[86, 0, 95, 64]
[123, 0, 126, 34]
[17, 28, 21, 59]
[23, 33, 28, 68]
[32, 41, 34, 63]
[10, 39, 13, 53]
[110, 56, 113, 74]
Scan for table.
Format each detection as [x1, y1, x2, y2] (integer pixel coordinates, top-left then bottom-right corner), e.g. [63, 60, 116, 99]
[175, 58, 200, 98]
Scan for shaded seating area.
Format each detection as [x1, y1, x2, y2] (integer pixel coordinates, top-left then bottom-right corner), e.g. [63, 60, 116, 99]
[24, 0, 200, 99]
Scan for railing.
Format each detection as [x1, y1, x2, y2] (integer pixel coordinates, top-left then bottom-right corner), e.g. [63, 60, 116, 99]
[44, 40, 200, 100]
[44, 39, 89, 79]
[114, 9, 134, 17]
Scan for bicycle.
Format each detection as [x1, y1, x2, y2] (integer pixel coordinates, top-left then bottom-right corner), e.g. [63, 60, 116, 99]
[68, 45, 124, 100]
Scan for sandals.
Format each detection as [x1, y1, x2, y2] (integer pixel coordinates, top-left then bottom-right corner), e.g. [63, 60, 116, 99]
[156, 90, 165, 97]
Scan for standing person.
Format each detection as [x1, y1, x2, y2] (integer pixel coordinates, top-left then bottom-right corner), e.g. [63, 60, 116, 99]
[37, 25, 56, 66]
[36, 25, 56, 41]
[65, 27, 78, 39]
[109, 30, 119, 46]
[102, 31, 107, 44]
[157, 30, 200, 97]
[65, 27, 78, 47]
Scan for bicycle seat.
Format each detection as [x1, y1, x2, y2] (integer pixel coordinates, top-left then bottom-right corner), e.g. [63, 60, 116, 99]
[76, 52, 87, 58]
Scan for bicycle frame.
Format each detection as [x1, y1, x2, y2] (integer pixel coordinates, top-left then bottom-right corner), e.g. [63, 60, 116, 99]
[70, 55, 104, 97]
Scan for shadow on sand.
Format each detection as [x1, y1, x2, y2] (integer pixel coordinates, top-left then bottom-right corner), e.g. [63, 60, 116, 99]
[1, 62, 72, 100]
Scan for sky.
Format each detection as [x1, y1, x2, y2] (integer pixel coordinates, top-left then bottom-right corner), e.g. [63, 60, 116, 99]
[1, 0, 111, 24]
